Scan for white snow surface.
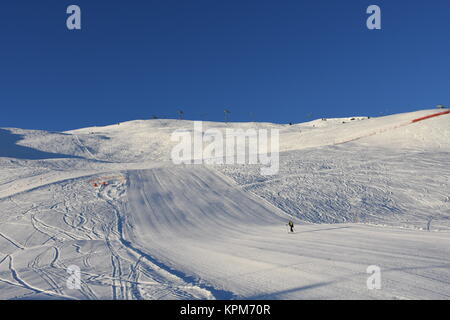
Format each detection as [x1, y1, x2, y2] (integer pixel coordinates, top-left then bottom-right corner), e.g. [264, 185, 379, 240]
[0, 109, 449, 300]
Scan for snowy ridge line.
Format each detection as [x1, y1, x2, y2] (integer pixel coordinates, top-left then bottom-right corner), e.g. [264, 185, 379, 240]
[334, 110, 450, 146]
[411, 110, 450, 123]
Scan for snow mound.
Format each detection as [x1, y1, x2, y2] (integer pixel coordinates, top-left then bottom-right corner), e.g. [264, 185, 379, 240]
[1, 109, 447, 164]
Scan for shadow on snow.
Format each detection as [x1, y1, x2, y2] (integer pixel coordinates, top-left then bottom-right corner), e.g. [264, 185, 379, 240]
[0, 129, 81, 160]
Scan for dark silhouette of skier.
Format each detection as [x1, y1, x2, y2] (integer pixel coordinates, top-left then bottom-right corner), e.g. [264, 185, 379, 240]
[287, 220, 295, 233]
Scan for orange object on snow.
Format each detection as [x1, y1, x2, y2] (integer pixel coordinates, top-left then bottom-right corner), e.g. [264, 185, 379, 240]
[411, 110, 450, 123]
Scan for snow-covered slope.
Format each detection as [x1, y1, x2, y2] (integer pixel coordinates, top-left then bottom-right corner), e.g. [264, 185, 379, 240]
[2, 109, 448, 163]
[0, 109, 449, 299]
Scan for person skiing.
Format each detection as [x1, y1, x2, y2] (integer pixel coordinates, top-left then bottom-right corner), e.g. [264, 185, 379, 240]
[287, 220, 295, 233]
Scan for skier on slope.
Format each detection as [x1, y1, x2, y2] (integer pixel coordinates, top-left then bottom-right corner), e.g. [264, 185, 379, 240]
[287, 220, 295, 233]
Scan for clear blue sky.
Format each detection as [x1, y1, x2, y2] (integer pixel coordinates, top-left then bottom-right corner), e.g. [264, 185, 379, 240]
[0, 0, 449, 131]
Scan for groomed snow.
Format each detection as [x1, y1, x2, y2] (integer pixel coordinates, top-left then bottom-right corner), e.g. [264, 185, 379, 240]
[0, 109, 449, 299]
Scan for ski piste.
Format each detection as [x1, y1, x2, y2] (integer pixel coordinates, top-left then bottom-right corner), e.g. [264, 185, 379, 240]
[0, 109, 449, 299]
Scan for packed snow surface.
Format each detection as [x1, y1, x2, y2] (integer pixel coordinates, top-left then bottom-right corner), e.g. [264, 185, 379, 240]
[0, 109, 449, 299]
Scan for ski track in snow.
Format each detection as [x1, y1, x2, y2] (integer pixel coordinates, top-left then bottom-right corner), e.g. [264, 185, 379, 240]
[0, 109, 449, 299]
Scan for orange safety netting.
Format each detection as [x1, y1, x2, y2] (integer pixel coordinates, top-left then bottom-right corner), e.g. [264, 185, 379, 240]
[411, 110, 450, 123]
